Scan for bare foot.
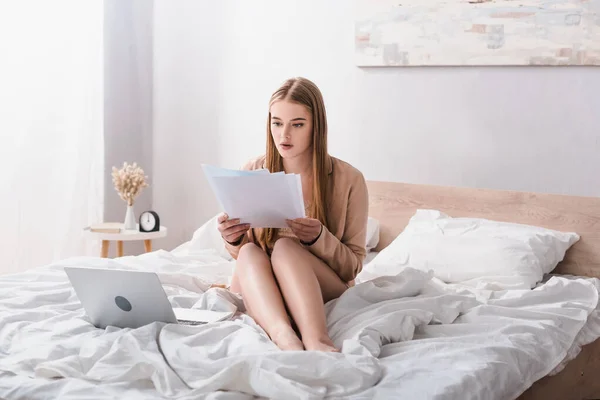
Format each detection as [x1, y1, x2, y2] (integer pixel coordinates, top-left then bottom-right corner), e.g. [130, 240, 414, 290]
[303, 335, 340, 352]
[270, 325, 305, 351]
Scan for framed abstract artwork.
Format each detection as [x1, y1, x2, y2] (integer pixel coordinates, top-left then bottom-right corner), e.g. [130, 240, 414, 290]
[354, 0, 600, 66]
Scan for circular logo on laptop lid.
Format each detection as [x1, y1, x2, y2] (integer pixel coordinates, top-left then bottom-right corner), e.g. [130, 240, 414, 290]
[115, 296, 132, 312]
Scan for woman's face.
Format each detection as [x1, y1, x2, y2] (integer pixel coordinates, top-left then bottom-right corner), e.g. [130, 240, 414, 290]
[270, 100, 313, 160]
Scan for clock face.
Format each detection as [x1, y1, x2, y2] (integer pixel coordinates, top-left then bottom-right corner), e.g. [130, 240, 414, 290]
[140, 212, 156, 231]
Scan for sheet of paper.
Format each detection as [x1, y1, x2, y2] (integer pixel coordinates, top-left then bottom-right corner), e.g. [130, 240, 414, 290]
[289, 173, 305, 216]
[295, 174, 305, 214]
[202, 164, 271, 212]
[201, 164, 270, 178]
[208, 173, 306, 228]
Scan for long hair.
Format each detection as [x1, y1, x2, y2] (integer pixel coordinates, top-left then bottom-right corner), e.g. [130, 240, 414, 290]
[259, 77, 329, 250]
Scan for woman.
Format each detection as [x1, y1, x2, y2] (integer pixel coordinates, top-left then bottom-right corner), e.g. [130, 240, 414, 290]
[217, 77, 368, 352]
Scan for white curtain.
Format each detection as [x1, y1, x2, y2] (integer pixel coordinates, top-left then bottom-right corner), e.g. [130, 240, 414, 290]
[0, 1, 104, 274]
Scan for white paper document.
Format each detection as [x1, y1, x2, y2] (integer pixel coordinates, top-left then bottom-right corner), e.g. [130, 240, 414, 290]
[202, 164, 306, 228]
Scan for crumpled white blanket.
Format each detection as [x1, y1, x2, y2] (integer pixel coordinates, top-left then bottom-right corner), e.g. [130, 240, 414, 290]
[0, 250, 598, 400]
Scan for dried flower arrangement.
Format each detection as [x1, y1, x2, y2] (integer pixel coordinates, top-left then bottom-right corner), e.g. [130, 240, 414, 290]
[111, 162, 149, 207]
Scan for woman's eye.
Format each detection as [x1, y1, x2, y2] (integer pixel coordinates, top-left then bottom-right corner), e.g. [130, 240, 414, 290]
[272, 122, 282, 127]
[293, 123, 304, 128]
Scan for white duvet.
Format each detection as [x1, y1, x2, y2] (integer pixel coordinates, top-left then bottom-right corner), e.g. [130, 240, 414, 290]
[0, 249, 599, 400]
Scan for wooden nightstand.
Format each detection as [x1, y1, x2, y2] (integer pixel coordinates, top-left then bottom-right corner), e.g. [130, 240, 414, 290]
[83, 225, 168, 258]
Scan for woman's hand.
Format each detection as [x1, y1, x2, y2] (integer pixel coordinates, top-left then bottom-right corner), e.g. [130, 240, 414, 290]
[286, 218, 323, 245]
[218, 213, 250, 245]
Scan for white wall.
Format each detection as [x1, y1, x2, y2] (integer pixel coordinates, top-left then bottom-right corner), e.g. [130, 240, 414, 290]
[153, 1, 225, 249]
[153, 0, 600, 251]
[105, 0, 154, 256]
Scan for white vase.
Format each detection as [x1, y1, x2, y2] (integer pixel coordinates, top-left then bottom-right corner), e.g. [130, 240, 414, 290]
[124, 204, 137, 230]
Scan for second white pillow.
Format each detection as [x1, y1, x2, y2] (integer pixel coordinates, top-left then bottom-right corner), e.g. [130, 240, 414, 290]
[363, 209, 580, 289]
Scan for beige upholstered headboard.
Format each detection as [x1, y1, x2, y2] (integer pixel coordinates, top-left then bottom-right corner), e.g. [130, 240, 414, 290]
[366, 180, 600, 278]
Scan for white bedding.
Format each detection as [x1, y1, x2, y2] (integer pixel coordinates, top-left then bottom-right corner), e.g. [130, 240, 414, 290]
[0, 249, 599, 400]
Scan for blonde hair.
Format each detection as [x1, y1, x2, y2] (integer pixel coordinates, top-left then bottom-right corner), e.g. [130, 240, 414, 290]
[259, 77, 329, 251]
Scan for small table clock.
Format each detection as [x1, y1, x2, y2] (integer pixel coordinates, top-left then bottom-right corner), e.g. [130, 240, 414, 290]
[139, 211, 160, 232]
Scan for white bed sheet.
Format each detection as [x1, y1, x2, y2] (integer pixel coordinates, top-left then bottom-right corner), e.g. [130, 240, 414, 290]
[0, 249, 599, 400]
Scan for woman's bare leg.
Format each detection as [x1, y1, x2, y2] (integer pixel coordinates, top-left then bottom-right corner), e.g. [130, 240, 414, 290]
[270, 238, 348, 352]
[230, 243, 304, 351]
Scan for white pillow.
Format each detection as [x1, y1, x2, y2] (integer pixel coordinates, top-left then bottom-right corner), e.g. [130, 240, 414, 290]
[172, 214, 234, 261]
[363, 209, 580, 290]
[366, 217, 380, 252]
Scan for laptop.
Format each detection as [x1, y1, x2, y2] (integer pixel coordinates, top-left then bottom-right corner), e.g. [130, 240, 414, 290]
[64, 266, 235, 329]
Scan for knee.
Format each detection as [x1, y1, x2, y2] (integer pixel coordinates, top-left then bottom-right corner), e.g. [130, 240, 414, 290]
[237, 242, 260, 263]
[235, 243, 270, 274]
[271, 238, 299, 267]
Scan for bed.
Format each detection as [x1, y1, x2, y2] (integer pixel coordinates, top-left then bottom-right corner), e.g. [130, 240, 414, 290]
[367, 180, 600, 400]
[0, 180, 599, 400]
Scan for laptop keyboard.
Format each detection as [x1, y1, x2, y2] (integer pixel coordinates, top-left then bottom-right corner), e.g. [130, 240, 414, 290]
[177, 319, 206, 326]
